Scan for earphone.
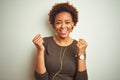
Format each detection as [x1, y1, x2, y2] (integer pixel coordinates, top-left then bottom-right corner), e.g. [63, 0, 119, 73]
[52, 47, 67, 80]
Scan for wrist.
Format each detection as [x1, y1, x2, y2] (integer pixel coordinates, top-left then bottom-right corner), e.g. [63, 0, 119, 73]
[77, 52, 86, 60]
[77, 58, 86, 71]
[78, 51, 85, 55]
[37, 49, 44, 54]
[77, 54, 85, 60]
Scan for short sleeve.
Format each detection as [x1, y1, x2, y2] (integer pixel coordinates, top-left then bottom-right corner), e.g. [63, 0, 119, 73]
[34, 71, 48, 80]
[75, 70, 88, 80]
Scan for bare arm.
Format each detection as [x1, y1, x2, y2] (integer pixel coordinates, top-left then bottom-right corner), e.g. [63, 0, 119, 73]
[35, 50, 46, 74]
[75, 39, 88, 80]
[33, 34, 46, 74]
[77, 56, 86, 71]
[76, 39, 88, 72]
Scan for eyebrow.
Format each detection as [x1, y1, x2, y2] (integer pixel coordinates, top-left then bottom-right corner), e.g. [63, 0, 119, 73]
[55, 20, 71, 22]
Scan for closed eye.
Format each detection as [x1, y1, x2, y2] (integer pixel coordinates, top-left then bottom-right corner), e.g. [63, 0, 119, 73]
[65, 22, 70, 24]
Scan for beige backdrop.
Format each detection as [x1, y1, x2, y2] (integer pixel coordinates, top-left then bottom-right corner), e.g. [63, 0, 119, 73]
[0, 0, 120, 80]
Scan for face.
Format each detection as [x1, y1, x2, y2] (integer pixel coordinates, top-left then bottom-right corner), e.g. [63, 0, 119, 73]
[54, 12, 74, 39]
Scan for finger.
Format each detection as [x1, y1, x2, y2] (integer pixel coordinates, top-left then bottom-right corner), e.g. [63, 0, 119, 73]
[34, 36, 44, 44]
[34, 34, 41, 40]
[76, 41, 82, 48]
[36, 37, 43, 43]
[77, 40, 83, 46]
[82, 40, 88, 46]
[77, 41, 87, 49]
[80, 39, 87, 45]
[33, 34, 41, 42]
[34, 38, 43, 45]
[76, 42, 79, 47]
[79, 39, 88, 46]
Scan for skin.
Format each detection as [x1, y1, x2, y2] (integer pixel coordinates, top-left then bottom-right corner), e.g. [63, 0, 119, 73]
[32, 11, 87, 74]
[53, 12, 74, 46]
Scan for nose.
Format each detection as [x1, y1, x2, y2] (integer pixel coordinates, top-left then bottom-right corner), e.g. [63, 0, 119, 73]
[61, 22, 66, 28]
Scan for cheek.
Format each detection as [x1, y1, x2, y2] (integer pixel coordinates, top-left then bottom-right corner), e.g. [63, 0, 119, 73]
[68, 26, 73, 31]
[54, 27, 59, 32]
[54, 25, 60, 29]
[69, 28, 73, 32]
[54, 25, 73, 32]
[54, 26, 59, 29]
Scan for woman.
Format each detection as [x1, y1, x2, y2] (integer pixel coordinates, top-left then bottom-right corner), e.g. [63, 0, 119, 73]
[33, 2, 88, 80]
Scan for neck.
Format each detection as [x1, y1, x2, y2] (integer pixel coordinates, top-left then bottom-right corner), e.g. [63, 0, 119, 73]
[54, 35, 73, 46]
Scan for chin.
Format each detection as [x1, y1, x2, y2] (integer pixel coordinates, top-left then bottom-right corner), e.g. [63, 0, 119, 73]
[59, 35, 69, 39]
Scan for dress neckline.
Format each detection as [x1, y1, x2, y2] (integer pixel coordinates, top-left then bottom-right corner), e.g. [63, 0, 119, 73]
[51, 37, 75, 47]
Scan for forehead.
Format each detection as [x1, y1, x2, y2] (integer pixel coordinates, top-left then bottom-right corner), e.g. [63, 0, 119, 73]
[55, 11, 72, 21]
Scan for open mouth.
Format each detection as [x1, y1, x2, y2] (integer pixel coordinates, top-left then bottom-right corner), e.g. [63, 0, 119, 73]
[60, 29, 68, 35]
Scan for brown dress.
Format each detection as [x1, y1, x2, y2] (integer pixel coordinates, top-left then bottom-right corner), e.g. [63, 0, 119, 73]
[34, 37, 88, 80]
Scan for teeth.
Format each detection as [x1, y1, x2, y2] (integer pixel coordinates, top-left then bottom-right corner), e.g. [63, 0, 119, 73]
[61, 29, 67, 34]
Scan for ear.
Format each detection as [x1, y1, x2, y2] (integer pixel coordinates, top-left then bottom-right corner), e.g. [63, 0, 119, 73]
[72, 27, 74, 30]
[72, 22, 75, 26]
[71, 22, 75, 30]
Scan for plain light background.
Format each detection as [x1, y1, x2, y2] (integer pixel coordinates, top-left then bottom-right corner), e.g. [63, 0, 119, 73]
[0, 0, 120, 80]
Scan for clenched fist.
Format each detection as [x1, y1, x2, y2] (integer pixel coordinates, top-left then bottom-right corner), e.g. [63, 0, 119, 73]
[76, 39, 88, 55]
[32, 34, 45, 51]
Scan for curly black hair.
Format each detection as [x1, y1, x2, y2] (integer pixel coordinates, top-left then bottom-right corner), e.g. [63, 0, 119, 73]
[48, 2, 78, 27]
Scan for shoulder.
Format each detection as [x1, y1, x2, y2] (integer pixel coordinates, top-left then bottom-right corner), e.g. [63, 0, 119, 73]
[43, 36, 53, 46]
[70, 39, 78, 50]
[43, 36, 53, 41]
[72, 39, 77, 45]
[68, 39, 77, 49]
